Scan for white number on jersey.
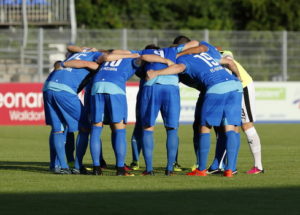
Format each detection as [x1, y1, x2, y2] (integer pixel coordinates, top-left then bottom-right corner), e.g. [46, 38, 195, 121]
[104, 59, 123, 67]
[194, 53, 219, 67]
[67, 53, 88, 61]
[154, 50, 165, 58]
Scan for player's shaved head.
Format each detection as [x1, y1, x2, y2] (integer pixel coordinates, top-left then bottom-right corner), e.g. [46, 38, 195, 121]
[173, 35, 191, 45]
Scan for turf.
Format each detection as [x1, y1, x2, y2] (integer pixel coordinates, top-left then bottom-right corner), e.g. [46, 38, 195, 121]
[0, 124, 300, 215]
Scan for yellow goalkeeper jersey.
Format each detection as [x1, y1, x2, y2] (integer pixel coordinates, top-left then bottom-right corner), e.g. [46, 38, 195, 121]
[222, 50, 253, 88]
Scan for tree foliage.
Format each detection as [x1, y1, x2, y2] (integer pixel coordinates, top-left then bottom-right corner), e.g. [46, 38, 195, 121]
[75, 0, 300, 30]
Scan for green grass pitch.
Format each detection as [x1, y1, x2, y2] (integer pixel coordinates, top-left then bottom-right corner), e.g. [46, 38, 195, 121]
[0, 124, 300, 215]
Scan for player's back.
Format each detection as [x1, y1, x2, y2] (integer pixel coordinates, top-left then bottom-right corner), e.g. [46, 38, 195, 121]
[200, 41, 222, 63]
[177, 53, 238, 91]
[45, 51, 101, 94]
[143, 47, 178, 86]
[92, 56, 139, 95]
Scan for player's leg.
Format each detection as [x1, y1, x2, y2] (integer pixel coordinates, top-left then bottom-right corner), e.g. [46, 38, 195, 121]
[65, 131, 75, 166]
[130, 121, 143, 170]
[243, 122, 263, 173]
[233, 126, 241, 173]
[187, 125, 211, 176]
[223, 125, 238, 177]
[191, 93, 204, 171]
[142, 126, 155, 174]
[130, 90, 143, 170]
[223, 89, 243, 177]
[44, 90, 71, 174]
[74, 128, 89, 174]
[242, 83, 263, 173]
[73, 102, 91, 174]
[89, 94, 105, 175]
[208, 126, 226, 173]
[140, 86, 159, 175]
[161, 85, 180, 175]
[165, 127, 178, 175]
[107, 94, 133, 176]
[112, 122, 126, 168]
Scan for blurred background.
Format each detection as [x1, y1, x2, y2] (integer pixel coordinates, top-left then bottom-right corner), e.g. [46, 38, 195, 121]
[0, 0, 300, 82]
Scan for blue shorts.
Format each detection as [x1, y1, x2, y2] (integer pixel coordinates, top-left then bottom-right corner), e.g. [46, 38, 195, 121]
[199, 90, 242, 126]
[91, 93, 128, 124]
[43, 90, 89, 132]
[140, 84, 180, 128]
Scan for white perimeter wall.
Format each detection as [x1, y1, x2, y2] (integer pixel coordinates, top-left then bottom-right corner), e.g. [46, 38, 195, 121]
[126, 82, 300, 123]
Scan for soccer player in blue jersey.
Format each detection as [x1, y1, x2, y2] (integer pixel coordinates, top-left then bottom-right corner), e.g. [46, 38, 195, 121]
[43, 49, 101, 174]
[138, 39, 200, 176]
[147, 51, 243, 177]
[44, 48, 136, 174]
[177, 41, 241, 173]
[89, 51, 173, 176]
[128, 37, 199, 173]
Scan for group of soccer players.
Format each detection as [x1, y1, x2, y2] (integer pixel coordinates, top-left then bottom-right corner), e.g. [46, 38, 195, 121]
[43, 35, 264, 177]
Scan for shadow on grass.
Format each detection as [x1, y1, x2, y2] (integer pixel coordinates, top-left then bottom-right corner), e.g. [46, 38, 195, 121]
[0, 161, 49, 173]
[0, 161, 190, 175]
[0, 187, 299, 215]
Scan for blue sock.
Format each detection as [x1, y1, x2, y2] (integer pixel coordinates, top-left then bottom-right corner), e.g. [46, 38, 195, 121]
[49, 131, 57, 169]
[114, 129, 126, 168]
[74, 131, 89, 169]
[166, 129, 179, 171]
[197, 133, 210, 171]
[210, 131, 226, 170]
[131, 124, 143, 162]
[53, 132, 68, 169]
[233, 132, 241, 171]
[142, 130, 154, 172]
[175, 136, 179, 162]
[55, 156, 60, 168]
[90, 125, 103, 166]
[225, 130, 237, 171]
[65, 132, 75, 163]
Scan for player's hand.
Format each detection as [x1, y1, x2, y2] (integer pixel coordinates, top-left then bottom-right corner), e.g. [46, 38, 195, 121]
[146, 69, 157, 80]
[166, 59, 175, 66]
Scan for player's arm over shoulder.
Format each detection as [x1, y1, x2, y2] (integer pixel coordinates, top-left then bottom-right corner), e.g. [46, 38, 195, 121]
[146, 63, 186, 80]
[220, 57, 241, 81]
[62, 60, 99, 71]
[177, 45, 208, 57]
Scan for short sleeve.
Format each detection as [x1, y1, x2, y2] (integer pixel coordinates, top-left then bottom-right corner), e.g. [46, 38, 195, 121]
[140, 49, 155, 55]
[176, 44, 185, 53]
[93, 51, 102, 61]
[130, 50, 143, 55]
[176, 57, 189, 74]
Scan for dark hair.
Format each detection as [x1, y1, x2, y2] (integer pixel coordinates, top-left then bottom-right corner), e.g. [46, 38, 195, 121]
[144, 44, 160, 50]
[173, 35, 191, 45]
[54, 61, 62, 69]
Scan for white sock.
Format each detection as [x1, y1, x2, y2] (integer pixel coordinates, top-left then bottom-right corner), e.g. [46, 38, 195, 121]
[245, 127, 263, 170]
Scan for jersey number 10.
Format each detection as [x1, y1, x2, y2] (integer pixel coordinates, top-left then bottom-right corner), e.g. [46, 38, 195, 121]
[104, 59, 123, 67]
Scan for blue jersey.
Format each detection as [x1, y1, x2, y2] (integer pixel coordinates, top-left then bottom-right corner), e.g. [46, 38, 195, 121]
[177, 52, 239, 92]
[92, 51, 141, 95]
[200, 41, 222, 63]
[44, 51, 102, 94]
[142, 46, 183, 86]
